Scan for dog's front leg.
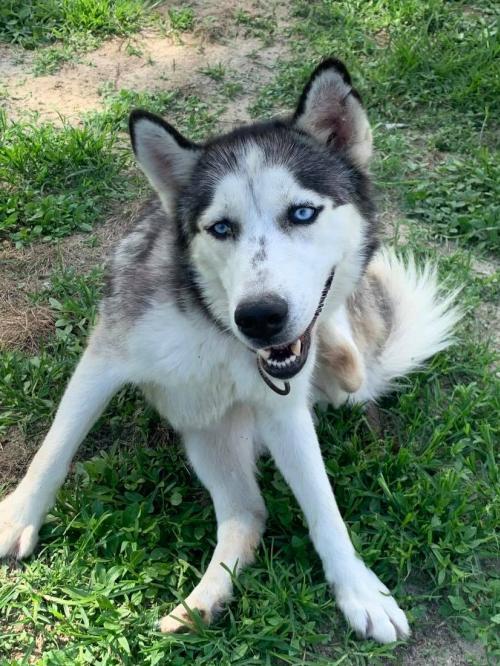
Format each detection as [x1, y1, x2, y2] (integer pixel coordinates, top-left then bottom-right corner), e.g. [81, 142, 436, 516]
[256, 405, 409, 644]
[0, 343, 125, 559]
[159, 405, 266, 633]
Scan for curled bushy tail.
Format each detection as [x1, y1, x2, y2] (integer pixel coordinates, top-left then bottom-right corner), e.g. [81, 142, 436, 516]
[352, 248, 461, 403]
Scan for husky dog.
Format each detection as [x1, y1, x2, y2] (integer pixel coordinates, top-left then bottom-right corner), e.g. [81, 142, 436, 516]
[0, 59, 458, 643]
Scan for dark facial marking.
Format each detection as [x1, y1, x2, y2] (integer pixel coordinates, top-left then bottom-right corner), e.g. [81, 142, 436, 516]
[248, 179, 262, 217]
[102, 198, 229, 334]
[251, 236, 267, 267]
[124, 110, 378, 327]
[251, 248, 266, 267]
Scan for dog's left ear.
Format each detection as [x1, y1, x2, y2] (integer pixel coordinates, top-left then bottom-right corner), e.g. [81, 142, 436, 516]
[293, 58, 372, 169]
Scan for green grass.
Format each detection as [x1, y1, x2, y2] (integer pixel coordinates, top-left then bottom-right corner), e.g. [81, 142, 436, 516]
[200, 63, 226, 82]
[405, 147, 499, 251]
[251, 0, 498, 123]
[0, 262, 498, 663]
[0, 0, 152, 49]
[167, 6, 194, 33]
[94, 87, 222, 140]
[0, 89, 221, 246]
[0, 111, 128, 245]
[0, 0, 160, 76]
[250, 0, 499, 254]
[234, 8, 277, 46]
[1, 0, 499, 663]
[31, 32, 101, 75]
[0, 110, 131, 246]
[0, 2, 200, 76]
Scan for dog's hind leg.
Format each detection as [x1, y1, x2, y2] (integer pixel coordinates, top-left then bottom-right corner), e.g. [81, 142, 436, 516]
[159, 405, 266, 633]
[0, 338, 125, 559]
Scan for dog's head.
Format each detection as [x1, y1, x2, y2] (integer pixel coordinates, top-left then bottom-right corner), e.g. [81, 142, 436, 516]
[129, 59, 377, 381]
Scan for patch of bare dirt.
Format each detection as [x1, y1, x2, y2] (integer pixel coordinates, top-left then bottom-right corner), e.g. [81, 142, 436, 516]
[471, 257, 499, 278]
[1, 0, 290, 126]
[395, 611, 487, 665]
[476, 301, 500, 351]
[0, 427, 34, 489]
[471, 257, 500, 350]
[380, 206, 412, 244]
[0, 203, 138, 352]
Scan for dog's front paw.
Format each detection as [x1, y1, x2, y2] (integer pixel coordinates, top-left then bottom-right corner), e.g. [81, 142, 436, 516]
[334, 558, 410, 644]
[0, 493, 41, 559]
[159, 601, 211, 633]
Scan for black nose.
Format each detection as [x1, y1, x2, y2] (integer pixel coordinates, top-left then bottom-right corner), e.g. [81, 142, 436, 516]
[235, 295, 289, 342]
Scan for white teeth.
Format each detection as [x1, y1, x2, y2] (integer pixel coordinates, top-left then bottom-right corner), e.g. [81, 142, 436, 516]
[260, 343, 300, 371]
[264, 354, 298, 369]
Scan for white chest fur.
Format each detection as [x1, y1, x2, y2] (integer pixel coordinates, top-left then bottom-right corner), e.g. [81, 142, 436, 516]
[123, 302, 307, 430]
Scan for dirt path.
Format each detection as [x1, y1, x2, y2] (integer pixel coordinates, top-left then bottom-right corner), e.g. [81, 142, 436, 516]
[0, 0, 289, 125]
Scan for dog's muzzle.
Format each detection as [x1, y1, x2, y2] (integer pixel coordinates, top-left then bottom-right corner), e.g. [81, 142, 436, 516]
[256, 269, 335, 395]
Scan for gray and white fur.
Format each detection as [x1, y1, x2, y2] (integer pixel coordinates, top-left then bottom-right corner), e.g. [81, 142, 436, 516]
[0, 59, 459, 644]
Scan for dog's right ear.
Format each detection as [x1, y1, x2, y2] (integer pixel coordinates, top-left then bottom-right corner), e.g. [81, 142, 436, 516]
[293, 59, 372, 169]
[129, 110, 200, 212]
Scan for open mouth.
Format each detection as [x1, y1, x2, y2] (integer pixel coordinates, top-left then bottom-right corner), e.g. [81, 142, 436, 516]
[256, 269, 335, 386]
[257, 329, 312, 381]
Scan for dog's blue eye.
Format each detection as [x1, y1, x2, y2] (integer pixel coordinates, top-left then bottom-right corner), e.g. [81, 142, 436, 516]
[208, 220, 233, 239]
[289, 206, 319, 224]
